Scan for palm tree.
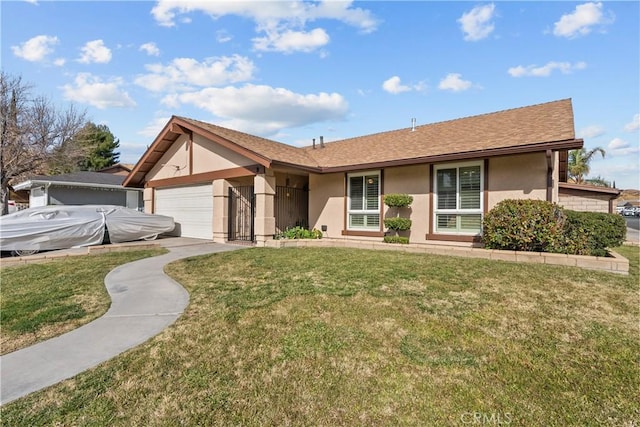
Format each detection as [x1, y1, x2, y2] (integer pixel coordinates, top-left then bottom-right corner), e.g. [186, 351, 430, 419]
[568, 147, 606, 184]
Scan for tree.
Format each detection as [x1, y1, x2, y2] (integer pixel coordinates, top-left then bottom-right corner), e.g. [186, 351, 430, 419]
[0, 71, 86, 214]
[585, 176, 612, 188]
[568, 147, 606, 184]
[77, 122, 120, 171]
[46, 122, 120, 173]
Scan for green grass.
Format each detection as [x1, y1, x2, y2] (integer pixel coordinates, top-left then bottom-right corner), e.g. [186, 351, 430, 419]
[1, 245, 638, 426]
[0, 249, 167, 355]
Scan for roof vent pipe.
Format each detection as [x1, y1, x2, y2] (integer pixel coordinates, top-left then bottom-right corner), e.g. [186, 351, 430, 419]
[312, 138, 316, 149]
[320, 136, 324, 148]
[411, 118, 416, 132]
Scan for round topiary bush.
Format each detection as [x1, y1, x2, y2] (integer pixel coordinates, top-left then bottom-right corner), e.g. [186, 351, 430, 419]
[383, 193, 413, 208]
[383, 217, 412, 231]
[482, 199, 566, 252]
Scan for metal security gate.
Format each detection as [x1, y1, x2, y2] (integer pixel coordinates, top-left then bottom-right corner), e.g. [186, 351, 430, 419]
[275, 186, 309, 233]
[228, 186, 255, 242]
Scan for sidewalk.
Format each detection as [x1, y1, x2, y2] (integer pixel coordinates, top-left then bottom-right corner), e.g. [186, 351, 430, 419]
[0, 239, 243, 405]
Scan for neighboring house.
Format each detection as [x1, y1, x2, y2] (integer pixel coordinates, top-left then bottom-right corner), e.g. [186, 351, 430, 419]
[13, 170, 143, 209]
[97, 163, 134, 176]
[124, 99, 609, 246]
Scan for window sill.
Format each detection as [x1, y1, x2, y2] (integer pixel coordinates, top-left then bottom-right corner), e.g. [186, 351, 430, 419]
[426, 233, 482, 243]
[342, 230, 385, 238]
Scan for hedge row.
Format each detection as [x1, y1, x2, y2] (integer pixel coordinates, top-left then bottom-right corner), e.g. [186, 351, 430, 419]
[483, 199, 626, 257]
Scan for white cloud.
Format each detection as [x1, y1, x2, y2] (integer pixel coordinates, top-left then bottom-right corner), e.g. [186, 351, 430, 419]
[78, 39, 112, 64]
[135, 55, 255, 92]
[381, 76, 425, 94]
[589, 161, 639, 189]
[216, 30, 232, 43]
[11, 35, 59, 62]
[577, 125, 605, 139]
[438, 73, 473, 92]
[152, 1, 378, 32]
[138, 116, 171, 137]
[607, 138, 640, 156]
[150, 1, 378, 53]
[382, 76, 410, 94]
[163, 84, 348, 136]
[624, 113, 640, 132]
[508, 61, 587, 77]
[458, 4, 496, 41]
[139, 42, 160, 56]
[53, 58, 66, 66]
[253, 28, 329, 53]
[553, 2, 614, 38]
[62, 73, 136, 109]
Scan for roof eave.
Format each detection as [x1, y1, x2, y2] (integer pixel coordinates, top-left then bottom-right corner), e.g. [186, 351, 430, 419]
[318, 139, 584, 174]
[13, 179, 135, 191]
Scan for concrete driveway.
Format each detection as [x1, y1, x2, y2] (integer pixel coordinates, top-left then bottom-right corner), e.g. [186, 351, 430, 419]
[0, 238, 244, 405]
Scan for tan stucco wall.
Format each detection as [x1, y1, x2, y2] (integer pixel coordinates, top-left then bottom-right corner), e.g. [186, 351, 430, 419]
[192, 134, 255, 174]
[559, 189, 611, 213]
[145, 134, 258, 182]
[309, 155, 552, 245]
[309, 165, 430, 243]
[487, 153, 547, 209]
[147, 135, 190, 181]
[309, 172, 345, 239]
[383, 164, 430, 243]
[143, 187, 153, 214]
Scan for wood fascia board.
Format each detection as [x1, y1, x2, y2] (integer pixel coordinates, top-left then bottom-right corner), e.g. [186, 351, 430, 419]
[270, 160, 321, 173]
[317, 139, 584, 174]
[123, 116, 181, 187]
[147, 165, 264, 188]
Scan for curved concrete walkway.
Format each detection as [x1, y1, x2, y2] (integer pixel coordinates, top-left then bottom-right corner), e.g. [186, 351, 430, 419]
[0, 240, 243, 405]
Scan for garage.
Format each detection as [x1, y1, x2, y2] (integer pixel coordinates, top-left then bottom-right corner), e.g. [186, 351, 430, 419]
[154, 184, 213, 239]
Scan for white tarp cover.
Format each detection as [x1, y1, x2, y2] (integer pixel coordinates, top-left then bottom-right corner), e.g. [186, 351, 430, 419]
[0, 205, 174, 251]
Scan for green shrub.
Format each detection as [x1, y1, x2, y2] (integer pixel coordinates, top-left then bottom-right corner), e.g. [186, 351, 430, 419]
[383, 193, 413, 208]
[383, 236, 410, 244]
[562, 210, 626, 256]
[482, 199, 566, 252]
[483, 200, 627, 256]
[384, 217, 412, 231]
[275, 226, 323, 240]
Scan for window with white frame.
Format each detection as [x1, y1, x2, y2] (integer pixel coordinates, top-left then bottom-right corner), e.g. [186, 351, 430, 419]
[347, 172, 380, 230]
[434, 162, 483, 234]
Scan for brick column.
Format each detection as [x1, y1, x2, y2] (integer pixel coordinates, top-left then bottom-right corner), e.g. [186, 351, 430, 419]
[212, 179, 230, 243]
[254, 170, 276, 246]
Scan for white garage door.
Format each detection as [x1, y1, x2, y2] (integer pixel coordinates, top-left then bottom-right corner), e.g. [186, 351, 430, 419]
[155, 184, 213, 239]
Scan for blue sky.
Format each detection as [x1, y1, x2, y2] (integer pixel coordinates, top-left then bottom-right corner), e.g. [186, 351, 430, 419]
[2, 1, 639, 189]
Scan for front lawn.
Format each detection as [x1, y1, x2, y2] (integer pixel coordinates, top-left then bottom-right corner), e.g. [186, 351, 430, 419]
[0, 249, 167, 355]
[2, 246, 638, 426]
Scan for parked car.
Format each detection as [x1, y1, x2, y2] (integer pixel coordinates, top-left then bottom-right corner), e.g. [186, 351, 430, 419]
[0, 205, 175, 256]
[621, 207, 640, 217]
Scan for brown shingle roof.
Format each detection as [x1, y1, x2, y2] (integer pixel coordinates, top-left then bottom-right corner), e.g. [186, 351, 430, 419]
[124, 99, 582, 186]
[177, 117, 320, 169]
[305, 98, 578, 169]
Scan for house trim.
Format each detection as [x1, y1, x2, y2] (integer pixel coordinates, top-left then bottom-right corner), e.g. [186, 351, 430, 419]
[146, 165, 264, 188]
[13, 179, 135, 192]
[317, 139, 582, 174]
